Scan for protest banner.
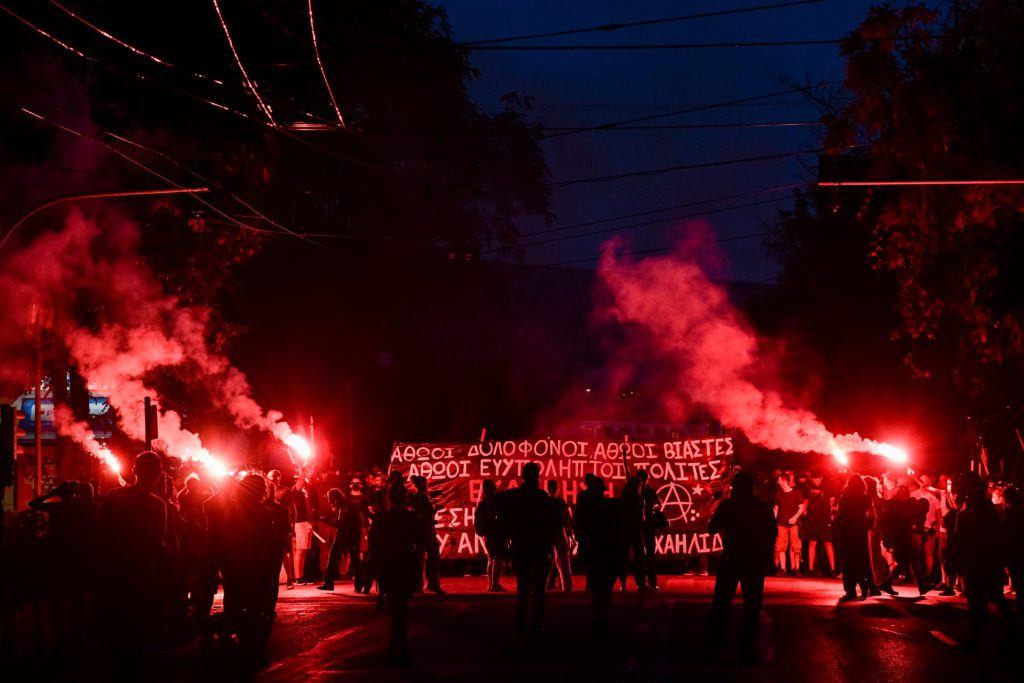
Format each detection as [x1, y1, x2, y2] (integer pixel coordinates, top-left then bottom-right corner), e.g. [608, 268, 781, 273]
[389, 436, 734, 558]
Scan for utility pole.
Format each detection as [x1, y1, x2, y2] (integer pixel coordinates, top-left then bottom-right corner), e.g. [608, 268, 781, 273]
[144, 396, 158, 450]
[34, 322, 42, 497]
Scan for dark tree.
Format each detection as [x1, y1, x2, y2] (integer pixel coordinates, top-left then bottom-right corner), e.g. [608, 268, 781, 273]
[825, 1, 1024, 400]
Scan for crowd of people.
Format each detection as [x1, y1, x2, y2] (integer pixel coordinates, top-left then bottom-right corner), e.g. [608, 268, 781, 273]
[757, 467, 1023, 647]
[0, 456, 451, 669]
[3, 453, 1024, 668]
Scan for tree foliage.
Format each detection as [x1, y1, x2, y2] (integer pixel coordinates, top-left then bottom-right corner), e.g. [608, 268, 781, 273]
[3, 0, 551, 291]
[825, 1, 1024, 397]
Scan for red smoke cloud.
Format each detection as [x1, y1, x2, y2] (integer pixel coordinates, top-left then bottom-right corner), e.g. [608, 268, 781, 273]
[0, 210, 302, 472]
[597, 225, 904, 462]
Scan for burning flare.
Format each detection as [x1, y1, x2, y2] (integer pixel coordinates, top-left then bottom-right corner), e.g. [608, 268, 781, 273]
[285, 433, 311, 461]
[54, 406, 125, 485]
[1, 213, 311, 475]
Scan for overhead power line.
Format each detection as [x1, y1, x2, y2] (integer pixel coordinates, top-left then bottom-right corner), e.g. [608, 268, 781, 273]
[468, 38, 841, 51]
[819, 179, 1024, 187]
[210, 0, 277, 126]
[543, 230, 772, 267]
[541, 82, 840, 139]
[464, 0, 831, 45]
[515, 183, 802, 239]
[550, 149, 819, 188]
[19, 106, 289, 240]
[519, 196, 788, 248]
[47, 0, 225, 85]
[541, 121, 825, 131]
[307, 0, 345, 127]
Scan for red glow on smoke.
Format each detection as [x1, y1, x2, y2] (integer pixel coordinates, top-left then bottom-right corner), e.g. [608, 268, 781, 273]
[597, 224, 907, 463]
[2, 211, 304, 471]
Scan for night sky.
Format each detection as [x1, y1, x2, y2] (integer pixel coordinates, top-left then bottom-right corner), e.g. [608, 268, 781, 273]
[443, 0, 884, 281]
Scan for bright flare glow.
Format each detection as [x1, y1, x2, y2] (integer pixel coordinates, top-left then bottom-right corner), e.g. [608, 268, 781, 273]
[874, 443, 908, 463]
[96, 446, 121, 474]
[832, 447, 849, 467]
[285, 434, 312, 461]
[199, 453, 230, 478]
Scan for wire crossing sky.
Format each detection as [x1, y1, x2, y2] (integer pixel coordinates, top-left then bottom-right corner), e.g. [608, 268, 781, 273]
[443, 0, 885, 282]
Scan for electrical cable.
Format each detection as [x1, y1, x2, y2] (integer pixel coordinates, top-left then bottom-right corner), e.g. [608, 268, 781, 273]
[210, 0, 277, 126]
[542, 230, 771, 267]
[307, 0, 345, 127]
[541, 82, 840, 139]
[463, 0, 831, 45]
[518, 196, 788, 248]
[549, 149, 819, 188]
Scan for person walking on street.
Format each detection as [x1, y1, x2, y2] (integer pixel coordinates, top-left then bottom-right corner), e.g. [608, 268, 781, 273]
[318, 488, 364, 592]
[475, 479, 508, 592]
[834, 475, 878, 601]
[546, 479, 573, 592]
[499, 462, 558, 636]
[575, 476, 625, 636]
[706, 471, 777, 662]
[368, 483, 423, 665]
[410, 475, 444, 594]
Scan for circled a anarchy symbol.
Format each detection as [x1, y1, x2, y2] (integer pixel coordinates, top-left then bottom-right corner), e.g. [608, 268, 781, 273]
[656, 483, 693, 523]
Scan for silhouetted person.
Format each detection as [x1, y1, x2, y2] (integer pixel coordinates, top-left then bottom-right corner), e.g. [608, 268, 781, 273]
[319, 488, 364, 591]
[879, 486, 929, 595]
[546, 479, 573, 592]
[1004, 487, 1024, 615]
[94, 451, 167, 659]
[267, 469, 296, 589]
[475, 479, 507, 591]
[707, 470, 776, 661]
[176, 473, 207, 526]
[574, 476, 625, 636]
[619, 476, 650, 591]
[499, 462, 558, 636]
[265, 479, 294, 596]
[834, 475, 878, 601]
[637, 469, 660, 590]
[411, 475, 443, 593]
[281, 473, 314, 584]
[368, 483, 422, 664]
[221, 474, 278, 644]
[954, 472, 1015, 649]
[196, 477, 235, 624]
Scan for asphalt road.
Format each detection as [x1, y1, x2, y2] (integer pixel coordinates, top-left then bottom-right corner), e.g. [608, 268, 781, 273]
[250, 575, 1020, 683]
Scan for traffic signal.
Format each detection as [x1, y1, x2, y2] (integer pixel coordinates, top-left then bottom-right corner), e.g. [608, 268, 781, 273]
[1, 405, 27, 489]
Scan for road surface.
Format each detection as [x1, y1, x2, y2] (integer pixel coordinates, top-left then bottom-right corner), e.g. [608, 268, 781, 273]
[251, 575, 1019, 682]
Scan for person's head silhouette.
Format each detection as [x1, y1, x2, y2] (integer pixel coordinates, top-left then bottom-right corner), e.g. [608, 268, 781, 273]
[133, 451, 162, 490]
[730, 470, 755, 498]
[521, 462, 540, 488]
[388, 481, 408, 508]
